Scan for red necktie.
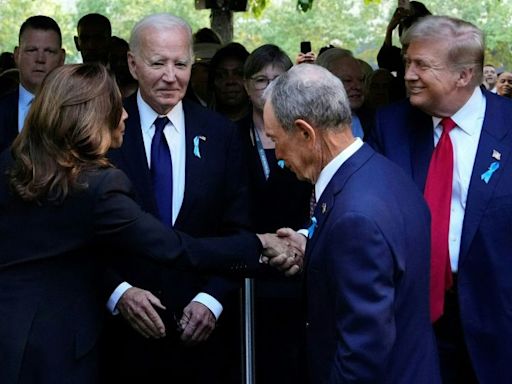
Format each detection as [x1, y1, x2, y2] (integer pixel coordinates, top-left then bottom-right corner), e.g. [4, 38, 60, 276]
[424, 117, 456, 322]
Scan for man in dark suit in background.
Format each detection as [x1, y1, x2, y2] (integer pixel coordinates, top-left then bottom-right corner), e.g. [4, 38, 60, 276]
[101, 13, 254, 384]
[265, 64, 440, 383]
[0, 15, 65, 153]
[372, 15, 512, 384]
[74, 13, 111, 65]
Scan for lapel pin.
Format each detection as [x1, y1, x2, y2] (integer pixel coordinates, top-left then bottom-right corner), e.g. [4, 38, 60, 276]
[492, 149, 501, 161]
[481, 161, 500, 184]
[193, 135, 206, 158]
[321, 203, 327, 214]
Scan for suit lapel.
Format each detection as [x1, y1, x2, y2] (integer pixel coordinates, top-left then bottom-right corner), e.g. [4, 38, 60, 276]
[305, 144, 374, 269]
[121, 94, 152, 184]
[175, 101, 207, 226]
[409, 106, 434, 191]
[459, 94, 511, 264]
[115, 94, 157, 213]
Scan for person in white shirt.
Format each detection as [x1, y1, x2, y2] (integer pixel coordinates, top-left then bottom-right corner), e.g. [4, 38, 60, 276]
[483, 64, 498, 93]
[101, 13, 277, 384]
[373, 15, 512, 384]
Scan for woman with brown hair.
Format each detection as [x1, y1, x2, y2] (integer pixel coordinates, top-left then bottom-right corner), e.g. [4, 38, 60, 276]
[0, 63, 289, 384]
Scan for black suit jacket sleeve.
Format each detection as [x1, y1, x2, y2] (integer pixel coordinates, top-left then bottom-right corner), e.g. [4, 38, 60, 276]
[93, 169, 263, 277]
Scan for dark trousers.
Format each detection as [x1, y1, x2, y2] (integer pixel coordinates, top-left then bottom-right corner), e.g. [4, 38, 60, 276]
[433, 275, 479, 384]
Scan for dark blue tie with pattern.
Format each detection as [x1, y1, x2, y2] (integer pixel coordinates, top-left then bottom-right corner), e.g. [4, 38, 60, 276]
[151, 116, 173, 227]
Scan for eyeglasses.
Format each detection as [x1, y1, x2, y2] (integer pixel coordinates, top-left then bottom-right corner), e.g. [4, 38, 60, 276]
[250, 76, 280, 90]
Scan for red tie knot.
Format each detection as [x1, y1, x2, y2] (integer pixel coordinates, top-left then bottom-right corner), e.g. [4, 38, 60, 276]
[440, 117, 456, 134]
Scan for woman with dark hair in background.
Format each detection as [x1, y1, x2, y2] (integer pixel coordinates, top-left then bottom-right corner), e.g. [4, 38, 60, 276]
[208, 42, 251, 122]
[496, 71, 512, 98]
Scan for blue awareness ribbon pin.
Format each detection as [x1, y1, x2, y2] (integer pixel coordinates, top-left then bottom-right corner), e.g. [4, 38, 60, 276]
[277, 159, 285, 169]
[481, 161, 500, 184]
[307, 216, 317, 239]
[193, 136, 205, 158]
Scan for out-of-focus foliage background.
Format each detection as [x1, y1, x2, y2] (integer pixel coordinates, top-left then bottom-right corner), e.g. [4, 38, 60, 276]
[0, 0, 510, 69]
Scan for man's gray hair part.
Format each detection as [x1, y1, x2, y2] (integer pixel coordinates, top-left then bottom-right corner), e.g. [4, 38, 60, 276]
[129, 13, 194, 60]
[401, 15, 484, 86]
[264, 64, 352, 132]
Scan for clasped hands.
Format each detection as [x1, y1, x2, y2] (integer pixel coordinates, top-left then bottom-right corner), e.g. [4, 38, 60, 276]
[257, 227, 306, 276]
[117, 288, 215, 343]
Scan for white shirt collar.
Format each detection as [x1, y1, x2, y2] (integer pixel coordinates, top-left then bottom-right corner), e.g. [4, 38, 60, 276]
[315, 137, 364, 202]
[136, 90, 184, 134]
[432, 86, 486, 135]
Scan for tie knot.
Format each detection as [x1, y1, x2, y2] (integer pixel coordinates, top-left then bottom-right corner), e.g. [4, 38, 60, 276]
[154, 116, 169, 133]
[440, 117, 456, 133]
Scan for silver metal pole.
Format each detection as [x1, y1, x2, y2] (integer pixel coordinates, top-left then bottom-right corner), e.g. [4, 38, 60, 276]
[242, 277, 256, 384]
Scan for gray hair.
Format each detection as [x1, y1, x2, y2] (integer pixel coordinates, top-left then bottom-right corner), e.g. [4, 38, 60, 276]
[401, 15, 484, 86]
[129, 13, 193, 59]
[315, 47, 354, 72]
[264, 64, 351, 132]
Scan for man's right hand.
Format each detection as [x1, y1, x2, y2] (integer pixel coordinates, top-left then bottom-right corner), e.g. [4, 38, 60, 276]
[117, 287, 166, 339]
[257, 233, 303, 276]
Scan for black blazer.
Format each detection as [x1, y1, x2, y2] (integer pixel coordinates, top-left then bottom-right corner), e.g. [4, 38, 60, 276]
[0, 88, 19, 153]
[0, 154, 261, 384]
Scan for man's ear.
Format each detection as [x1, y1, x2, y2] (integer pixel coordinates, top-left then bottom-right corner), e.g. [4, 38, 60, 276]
[127, 51, 139, 81]
[457, 67, 474, 88]
[294, 119, 316, 144]
[59, 48, 66, 65]
[74, 36, 80, 52]
[13, 46, 19, 67]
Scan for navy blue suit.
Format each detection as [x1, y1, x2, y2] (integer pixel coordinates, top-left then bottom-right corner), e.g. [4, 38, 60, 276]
[373, 92, 512, 383]
[305, 144, 440, 383]
[0, 89, 19, 153]
[103, 94, 251, 382]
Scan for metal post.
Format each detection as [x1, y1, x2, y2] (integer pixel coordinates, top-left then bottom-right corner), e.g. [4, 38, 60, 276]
[242, 277, 256, 384]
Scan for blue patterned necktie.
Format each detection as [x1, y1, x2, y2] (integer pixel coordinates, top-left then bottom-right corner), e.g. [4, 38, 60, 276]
[151, 116, 173, 227]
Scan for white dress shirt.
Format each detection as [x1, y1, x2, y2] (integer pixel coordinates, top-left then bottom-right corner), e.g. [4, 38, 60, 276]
[297, 138, 364, 238]
[107, 91, 223, 319]
[18, 84, 34, 132]
[315, 138, 364, 202]
[431, 86, 485, 272]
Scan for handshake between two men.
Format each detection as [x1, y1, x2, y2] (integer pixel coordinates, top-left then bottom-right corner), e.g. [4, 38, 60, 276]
[257, 227, 307, 276]
[116, 227, 307, 342]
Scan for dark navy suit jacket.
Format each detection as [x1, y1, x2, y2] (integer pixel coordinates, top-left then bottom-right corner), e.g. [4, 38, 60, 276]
[373, 92, 512, 383]
[0, 88, 19, 153]
[305, 144, 440, 383]
[105, 94, 250, 331]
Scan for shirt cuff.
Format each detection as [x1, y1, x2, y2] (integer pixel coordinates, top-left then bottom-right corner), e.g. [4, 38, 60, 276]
[192, 292, 223, 320]
[107, 281, 133, 315]
[297, 228, 309, 238]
